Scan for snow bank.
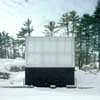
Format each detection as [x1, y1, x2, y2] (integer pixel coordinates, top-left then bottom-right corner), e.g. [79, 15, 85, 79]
[75, 69, 100, 88]
[9, 72, 25, 86]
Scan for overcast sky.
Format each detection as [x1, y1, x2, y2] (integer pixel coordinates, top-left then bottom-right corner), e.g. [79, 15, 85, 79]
[0, 0, 98, 37]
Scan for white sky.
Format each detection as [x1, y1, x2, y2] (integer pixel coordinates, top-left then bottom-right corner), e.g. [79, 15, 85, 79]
[0, 0, 98, 37]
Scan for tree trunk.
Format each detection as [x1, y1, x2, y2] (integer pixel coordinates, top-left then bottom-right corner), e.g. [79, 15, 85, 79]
[98, 51, 100, 70]
[79, 33, 83, 69]
[66, 24, 69, 37]
[85, 36, 89, 65]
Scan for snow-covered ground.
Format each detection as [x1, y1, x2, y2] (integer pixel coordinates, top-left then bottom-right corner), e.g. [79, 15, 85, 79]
[0, 59, 100, 100]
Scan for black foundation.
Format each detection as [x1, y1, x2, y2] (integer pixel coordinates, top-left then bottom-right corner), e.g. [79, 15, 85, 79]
[25, 67, 75, 87]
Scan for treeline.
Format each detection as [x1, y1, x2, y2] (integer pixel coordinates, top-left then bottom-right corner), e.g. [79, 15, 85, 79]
[0, 31, 24, 59]
[75, 1, 100, 69]
[0, 0, 100, 70]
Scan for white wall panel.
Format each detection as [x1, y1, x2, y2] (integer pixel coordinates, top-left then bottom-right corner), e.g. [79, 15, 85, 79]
[25, 37, 75, 67]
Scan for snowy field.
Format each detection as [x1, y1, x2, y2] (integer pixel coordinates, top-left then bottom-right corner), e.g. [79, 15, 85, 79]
[0, 59, 100, 100]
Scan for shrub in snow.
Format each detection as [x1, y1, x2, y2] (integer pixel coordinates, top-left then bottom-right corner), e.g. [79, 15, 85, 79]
[81, 63, 98, 72]
[0, 58, 25, 72]
[21, 66, 25, 71]
[0, 72, 10, 79]
[9, 66, 25, 72]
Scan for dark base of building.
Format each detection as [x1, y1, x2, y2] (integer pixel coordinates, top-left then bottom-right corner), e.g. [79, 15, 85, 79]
[25, 67, 75, 87]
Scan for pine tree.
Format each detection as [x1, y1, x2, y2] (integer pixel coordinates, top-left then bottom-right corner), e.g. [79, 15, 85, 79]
[18, 18, 33, 37]
[69, 10, 79, 37]
[59, 13, 70, 37]
[93, 0, 100, 70]
[43, 21, 59, 37]
[76, 13, 94, 68]
[81, 14, 94, 65]
[17, 18, 33, 58]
